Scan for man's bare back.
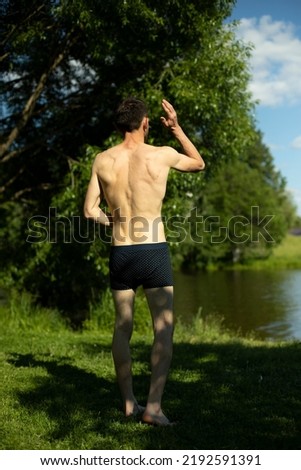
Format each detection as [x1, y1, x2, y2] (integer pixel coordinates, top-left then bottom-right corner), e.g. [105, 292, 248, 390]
[84, 99, 205, 246]
[93, 142, 176, 245]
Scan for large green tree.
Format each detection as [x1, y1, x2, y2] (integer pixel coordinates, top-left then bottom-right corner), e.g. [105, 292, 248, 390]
[178, 131, 297, 268]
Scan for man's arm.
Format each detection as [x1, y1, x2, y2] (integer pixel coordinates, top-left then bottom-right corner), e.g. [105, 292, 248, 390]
[161, 99, 205, 172]
[83, 162, 111, 226]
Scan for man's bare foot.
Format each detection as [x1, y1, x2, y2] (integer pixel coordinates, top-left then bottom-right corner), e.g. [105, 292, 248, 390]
[142, 411, 175, 426]
[125, 403, 145, 418]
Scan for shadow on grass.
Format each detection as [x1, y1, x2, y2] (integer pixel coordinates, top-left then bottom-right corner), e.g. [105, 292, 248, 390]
[166, 340, 301, 450]
[7, 338, 301, 450]
[7, 353, 121, 446]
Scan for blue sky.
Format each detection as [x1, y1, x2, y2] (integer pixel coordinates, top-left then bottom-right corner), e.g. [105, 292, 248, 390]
[230, 0, 301, 215]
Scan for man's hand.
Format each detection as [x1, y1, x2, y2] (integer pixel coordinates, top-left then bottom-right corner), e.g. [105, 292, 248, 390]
[160, 99, 205, 172]
[160, 99, 179, 130]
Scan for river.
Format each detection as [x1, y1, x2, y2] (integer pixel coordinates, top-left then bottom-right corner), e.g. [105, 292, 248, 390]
[173, 269, 301, 341]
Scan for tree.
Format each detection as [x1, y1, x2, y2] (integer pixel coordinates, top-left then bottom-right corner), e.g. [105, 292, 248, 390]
[1, 0, 248, 202]
[180, 133, 297, 268]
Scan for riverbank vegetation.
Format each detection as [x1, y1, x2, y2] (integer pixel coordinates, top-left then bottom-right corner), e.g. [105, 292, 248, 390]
[231, 233, 301, 270]
[1, 291, 301, 450]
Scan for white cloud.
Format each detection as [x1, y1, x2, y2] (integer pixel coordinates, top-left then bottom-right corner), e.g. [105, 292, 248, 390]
[291, 136, 301, 149]
[236, 16, 301, 106]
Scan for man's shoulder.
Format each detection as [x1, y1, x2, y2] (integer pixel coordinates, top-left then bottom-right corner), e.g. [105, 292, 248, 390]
[94, 145, 120, 165]
[146, 144, 179, 163]
[142, 143, 176, 155]
[95, 144, 121, 158]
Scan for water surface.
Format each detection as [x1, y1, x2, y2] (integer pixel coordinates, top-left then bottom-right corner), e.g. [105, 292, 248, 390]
[174, 270, 301, 341]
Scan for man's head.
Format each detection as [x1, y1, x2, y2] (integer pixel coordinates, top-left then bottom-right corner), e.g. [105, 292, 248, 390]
[114, 97, 148, 136]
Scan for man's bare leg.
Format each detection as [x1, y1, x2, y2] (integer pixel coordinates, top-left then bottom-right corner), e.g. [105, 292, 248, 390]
[142, 286, 174, 426]
[111, 289, 144, 417]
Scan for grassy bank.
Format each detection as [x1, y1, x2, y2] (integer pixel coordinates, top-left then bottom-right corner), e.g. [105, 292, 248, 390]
[252, 235, 301, 269]
[263, 233, 301, 268]
[1, 290, 301, 450]
[233, 234, 301, 270]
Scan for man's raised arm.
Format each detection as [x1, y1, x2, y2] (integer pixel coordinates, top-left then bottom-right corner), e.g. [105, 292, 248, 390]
[161, 99, 205, 172]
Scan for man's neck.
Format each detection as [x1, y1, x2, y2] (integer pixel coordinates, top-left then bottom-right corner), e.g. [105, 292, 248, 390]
[123, 129, 145, 146]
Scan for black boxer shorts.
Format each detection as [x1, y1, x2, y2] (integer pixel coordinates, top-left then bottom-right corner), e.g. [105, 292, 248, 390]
[109, 242, 173, 291]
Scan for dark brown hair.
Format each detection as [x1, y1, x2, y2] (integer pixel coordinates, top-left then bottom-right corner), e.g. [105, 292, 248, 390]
[114, 97, 148, 134]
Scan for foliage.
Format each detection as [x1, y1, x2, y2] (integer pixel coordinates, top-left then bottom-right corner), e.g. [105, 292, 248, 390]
[242, 234, 301, 270]
[1, 288, 66, 332]
[20, 145, 112, 319]
[294, 215, 301, 227]
[177, 133, 297, 268]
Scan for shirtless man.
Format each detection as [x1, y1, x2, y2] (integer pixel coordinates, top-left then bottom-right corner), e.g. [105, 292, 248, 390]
[84, 98, 205, 426]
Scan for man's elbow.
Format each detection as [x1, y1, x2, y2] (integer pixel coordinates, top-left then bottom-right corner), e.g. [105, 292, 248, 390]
[199, 160, 205, 171]
[194, 160, 205, 172]
[83, 206, 93, 219]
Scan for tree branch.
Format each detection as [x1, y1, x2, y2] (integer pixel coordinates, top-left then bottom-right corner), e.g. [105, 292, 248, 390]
[0, 33, 78, 160]
[0, 142, 43, 163]
[12, 183, 54, 200]
[0, 166, 25, 194]
[0, 52, 10, 63]
[0, 3, 46, 48]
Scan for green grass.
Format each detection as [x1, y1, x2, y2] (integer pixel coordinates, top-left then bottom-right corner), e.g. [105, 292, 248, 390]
[1, 290, 301, 450]
[266, 233, 301, 267]
[234, 234, 301, 270]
